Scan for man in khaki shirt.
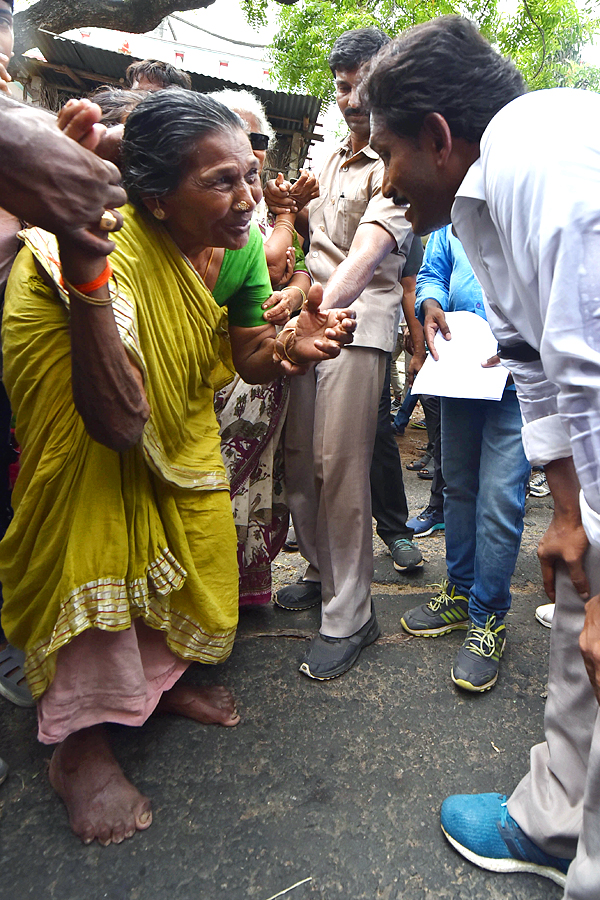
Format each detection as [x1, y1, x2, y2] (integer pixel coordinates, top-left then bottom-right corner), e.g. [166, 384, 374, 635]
[272, 28, 416, 680]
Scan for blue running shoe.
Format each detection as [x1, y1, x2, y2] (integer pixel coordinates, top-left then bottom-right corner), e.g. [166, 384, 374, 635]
[406, 505, 444, 538]
[441, 793, 571, 888]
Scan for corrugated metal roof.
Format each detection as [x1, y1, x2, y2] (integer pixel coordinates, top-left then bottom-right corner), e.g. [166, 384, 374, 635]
[18, 30, 321, 134]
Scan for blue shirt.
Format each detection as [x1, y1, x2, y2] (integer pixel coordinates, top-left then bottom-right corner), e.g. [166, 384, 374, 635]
[415, 225, 487, 322]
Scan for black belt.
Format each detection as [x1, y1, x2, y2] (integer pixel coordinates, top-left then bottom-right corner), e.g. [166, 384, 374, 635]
[497, 341, 540, 363]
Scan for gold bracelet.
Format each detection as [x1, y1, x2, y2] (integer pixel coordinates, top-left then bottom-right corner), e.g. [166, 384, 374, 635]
[282, 327, 303, 365]
[274, 326, 298, 365]
[273, 221, 295, 237]
[63, 274, 118, 307]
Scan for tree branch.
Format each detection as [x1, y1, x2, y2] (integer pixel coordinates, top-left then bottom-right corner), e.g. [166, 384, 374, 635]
[13, 0, 300, 57]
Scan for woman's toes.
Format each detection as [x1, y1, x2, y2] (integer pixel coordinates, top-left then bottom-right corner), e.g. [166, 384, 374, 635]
[97, 827, 113, 847]
[79, 824, 96, 845]
[135, 805, 152, 830]
[111, 820, 128, 844]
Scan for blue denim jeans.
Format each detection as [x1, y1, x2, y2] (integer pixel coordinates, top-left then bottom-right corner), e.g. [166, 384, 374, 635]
[441, 389, 530, 627]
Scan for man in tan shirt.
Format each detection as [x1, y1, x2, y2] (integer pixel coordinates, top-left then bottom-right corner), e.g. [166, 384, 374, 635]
[271, 28, 416, 679]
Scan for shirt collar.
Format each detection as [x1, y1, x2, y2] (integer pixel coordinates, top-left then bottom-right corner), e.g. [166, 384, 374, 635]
[455, 157, 485, 201]
[337, 134, 379, 162]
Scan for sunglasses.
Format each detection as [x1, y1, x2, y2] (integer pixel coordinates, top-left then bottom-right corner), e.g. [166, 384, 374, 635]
[250, 132, 269, 151]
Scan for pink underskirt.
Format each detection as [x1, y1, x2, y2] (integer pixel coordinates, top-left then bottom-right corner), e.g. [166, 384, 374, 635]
[37, 620, 189, 745]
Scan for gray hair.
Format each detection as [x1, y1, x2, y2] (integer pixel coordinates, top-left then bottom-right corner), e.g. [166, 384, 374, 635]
[208, 88, 275, 146]
[121, 88, 245, 208]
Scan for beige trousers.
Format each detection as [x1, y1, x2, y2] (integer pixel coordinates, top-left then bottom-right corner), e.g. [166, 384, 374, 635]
[508, 547, 600, 900]
[284, 346, 386, 638]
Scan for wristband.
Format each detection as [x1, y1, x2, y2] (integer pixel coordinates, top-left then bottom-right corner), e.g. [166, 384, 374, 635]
[68, 262, 113, 294]
[62, 273, 118, 307]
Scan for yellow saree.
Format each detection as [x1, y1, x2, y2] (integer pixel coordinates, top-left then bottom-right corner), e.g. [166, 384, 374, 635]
[0, 205, 239, 699]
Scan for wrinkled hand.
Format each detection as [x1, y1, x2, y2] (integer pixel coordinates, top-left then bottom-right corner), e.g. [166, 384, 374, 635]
[264, 173, 298, 215]
[580, 594, 600, 706]
[58, 98, 107, 151]
[262, 288, 296, 326]
[275, 282, 356, 375]
[538, 513, 590, 602]
[289, 169, 319, 210]
[0, 53, 11, 95]
[0, 98, 126, 256]
[57, 97, 124, 165]
[423, 304, 451, 360]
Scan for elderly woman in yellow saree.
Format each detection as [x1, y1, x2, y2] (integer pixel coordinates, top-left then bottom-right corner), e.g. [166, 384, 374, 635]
[0, 91, 355, 846]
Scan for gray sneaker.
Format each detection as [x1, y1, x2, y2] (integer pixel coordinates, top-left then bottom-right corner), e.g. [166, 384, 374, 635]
[389, 538, 423, 571]
[299, 607, 380, 680]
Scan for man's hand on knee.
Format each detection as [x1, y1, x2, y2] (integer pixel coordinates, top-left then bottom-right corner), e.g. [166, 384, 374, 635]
[580, 594, 600, 706]
[538, 457, 590, 601]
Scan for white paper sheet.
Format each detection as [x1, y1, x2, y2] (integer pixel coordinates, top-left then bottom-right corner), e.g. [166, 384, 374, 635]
[410, 311, 509, 400]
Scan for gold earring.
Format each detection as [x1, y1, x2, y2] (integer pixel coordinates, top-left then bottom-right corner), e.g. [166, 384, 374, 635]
[153, 203, 166, 220]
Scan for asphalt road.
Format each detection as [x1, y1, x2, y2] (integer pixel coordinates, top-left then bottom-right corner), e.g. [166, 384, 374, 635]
[0, 424, 558, 900]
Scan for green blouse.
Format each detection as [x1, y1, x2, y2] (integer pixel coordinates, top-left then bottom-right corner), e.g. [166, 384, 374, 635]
[212, 223, 272, 328]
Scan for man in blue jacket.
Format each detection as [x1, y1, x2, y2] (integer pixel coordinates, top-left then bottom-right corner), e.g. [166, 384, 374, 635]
[400, 225, 530, 691]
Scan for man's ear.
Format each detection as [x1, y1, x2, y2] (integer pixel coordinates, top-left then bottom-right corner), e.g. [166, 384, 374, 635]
[421, 112, 453, 165]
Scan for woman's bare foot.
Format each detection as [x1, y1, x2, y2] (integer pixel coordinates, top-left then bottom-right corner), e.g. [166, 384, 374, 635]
[157, 683, 240, 726]
[49, 725, 152, 846]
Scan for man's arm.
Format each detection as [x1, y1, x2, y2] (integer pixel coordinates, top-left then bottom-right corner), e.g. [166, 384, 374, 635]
[319, 222, 395, 310]
[400, 274, 426, 385]
[0, 95, 125, 256]
[414, 227, 454, 358]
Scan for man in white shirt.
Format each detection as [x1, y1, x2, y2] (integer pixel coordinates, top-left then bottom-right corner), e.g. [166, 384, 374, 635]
[366, 15, 600, 900]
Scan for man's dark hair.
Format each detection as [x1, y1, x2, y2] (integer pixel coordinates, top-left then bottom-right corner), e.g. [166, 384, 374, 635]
[125, 59, 192, 91]
[328, 27, 390, 75]
[366, 16, 525, 143]
[121, 89, 244, 208]
[89, 87, 148, 126]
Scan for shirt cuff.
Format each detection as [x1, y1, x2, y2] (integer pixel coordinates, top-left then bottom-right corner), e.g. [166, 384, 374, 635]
[521, 414, 572, 466]
[580, 490, 600, 550]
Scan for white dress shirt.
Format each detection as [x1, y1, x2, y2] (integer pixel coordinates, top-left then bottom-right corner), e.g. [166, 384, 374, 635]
[452, 88, 600, 547]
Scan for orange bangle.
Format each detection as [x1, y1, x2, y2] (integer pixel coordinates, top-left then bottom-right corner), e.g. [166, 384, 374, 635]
[69, 262, 113, 294]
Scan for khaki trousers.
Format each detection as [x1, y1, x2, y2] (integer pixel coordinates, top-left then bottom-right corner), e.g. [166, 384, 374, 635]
[284, 346, 386, 638]
[508, 547, 600, 900]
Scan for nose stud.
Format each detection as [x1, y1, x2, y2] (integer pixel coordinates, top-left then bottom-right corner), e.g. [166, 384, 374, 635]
[235, 200, 251, 212]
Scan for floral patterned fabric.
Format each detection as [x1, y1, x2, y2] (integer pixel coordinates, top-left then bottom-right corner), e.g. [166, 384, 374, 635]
[216, 374, 290, 607]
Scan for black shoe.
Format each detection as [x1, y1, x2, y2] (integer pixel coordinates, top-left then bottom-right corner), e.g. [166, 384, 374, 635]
[299, 607, 380, 680]
[274, 579, 321, 611]
[389, 538, 423, 571]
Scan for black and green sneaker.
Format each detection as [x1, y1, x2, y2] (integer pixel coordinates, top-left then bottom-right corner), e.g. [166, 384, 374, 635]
[451, 616, 506, 692]
[401, 579, 469, 636]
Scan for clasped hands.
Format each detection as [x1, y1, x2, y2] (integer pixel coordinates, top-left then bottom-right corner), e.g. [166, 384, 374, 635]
[273, 282, 356, 375]
[264, 170, 319, 215]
